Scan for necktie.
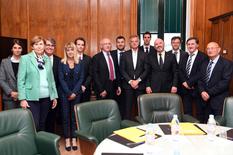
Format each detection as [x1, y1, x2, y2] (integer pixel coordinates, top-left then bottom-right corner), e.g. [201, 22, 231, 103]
[145, 47, 149, 53]
[186, 54, 194, 77]
[107, 53, 115, 81]
[159, 53, 163, 69]
[174, 51, 178, 63]
[204, 61, 214, 84]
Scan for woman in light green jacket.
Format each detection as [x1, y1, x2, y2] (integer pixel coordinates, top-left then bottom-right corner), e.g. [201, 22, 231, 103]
[17, 35, 58, 131]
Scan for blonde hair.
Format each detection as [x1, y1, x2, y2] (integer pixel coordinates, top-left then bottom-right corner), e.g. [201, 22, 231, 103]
[61, 42, 79, 64]
[31, 35, 45, 46]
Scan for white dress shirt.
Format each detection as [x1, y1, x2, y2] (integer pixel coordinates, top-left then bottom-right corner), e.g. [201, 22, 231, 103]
[103, 51, 116, 79]
[186, 50, 198, 74]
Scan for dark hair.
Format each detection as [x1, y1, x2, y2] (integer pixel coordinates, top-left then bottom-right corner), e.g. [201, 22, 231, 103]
[116, 35, 125, 42]
[143, 31, 151, 38]
[171, 36, 182, 42]
[74, 37, 86, 46]
[11, 39, 24, 49]
[186, 37, 199, 44]
[46, 37, 56, 46]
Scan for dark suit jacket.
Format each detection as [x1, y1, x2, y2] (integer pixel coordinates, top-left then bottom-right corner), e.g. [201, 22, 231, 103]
[58, 62, 84, 97]
[120, 49, 148, 90]
[92, 51, 119, 95]
[179, 51, 208, 94]
[198, 56, 233, 110]
[139, 45, 155, 54]
[167, 50, 187, 65]
[52, 55, 61, 88]
[80, 54, 92, 89]
[146, 51, 178, 93]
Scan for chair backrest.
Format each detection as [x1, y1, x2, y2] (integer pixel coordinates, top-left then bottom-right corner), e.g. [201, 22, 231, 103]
[138, 93, 182, 123]
[223, 97, 233, 128]
[0, 109, 38, 155]
[74, 99, 121, 144]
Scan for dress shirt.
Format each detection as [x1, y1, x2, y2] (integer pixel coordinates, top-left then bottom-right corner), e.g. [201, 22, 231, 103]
[117, 50, 124, 65]
[48, 55, 54, 67]
[157, 51, 165, 64]
[172, 49, 180, 63]
[103, 51, 116, 79]
[132, 49, 138, 70]
[207, 55, 220, 80]
[186, 50, 198, 74]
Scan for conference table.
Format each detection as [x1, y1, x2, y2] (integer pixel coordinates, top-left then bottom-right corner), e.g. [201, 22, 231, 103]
[94, 123, 233, 155]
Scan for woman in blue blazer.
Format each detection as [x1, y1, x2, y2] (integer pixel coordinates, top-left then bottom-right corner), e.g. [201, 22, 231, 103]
[58, 42, 84, 151]
[17, 36, 58, 131]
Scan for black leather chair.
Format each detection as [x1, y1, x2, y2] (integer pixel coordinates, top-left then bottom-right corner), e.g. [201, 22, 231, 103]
[216, 97, 233, 128]
[137, 93, 199, 124]
[74, 99, 139, 155]
[0, 108, 60, 155]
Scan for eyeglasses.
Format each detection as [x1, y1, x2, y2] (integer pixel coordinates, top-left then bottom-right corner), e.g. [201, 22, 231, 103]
[46, 44, 55, 47]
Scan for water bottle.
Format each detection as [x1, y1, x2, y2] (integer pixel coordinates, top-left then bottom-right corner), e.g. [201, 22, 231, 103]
[171, 114, 180, 141]
[207, 114, 216, 141]
[145, 123, 155, 145]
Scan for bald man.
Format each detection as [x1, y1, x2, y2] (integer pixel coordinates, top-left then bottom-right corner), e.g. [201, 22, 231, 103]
[92, 38, 121, 100]
[146, 38, 178, 94]
[198, 42, 233, 122]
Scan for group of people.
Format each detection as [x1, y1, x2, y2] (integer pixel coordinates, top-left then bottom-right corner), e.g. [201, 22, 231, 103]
[0, 32, 232, 151]
[0, 36, 92, 151]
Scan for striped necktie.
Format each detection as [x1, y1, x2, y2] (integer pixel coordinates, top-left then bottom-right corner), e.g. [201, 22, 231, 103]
[204, 60, 214, 84]
[186, 53, 194, 77]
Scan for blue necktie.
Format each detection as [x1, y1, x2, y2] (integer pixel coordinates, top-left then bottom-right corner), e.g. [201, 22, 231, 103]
[204, 61, 214, 84]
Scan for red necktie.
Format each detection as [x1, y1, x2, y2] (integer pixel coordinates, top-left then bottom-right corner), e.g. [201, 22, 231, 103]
[107, 53, 115, 81]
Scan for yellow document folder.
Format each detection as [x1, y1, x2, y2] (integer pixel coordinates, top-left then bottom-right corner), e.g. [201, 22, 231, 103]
[113, 127, 146, 143]
[179, 123, 206, 135]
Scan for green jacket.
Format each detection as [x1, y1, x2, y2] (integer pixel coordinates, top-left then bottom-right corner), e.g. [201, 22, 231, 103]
[17, 51, 58, 101]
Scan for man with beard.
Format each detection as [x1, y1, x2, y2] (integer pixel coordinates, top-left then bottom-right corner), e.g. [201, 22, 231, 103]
[111, 36, 126, 117]
[146, 38, 178, 94]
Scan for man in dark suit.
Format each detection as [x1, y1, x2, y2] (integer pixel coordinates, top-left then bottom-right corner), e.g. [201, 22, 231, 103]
[120, 35, 148, 120]
[44, 38, 61, 133]
[92, 38, 121, 100]
[198, 42, 233, 122]
[139, 31, 155, 54]
[74, 37, 92, 103]
[167, 36, 188, 94]
[146, 38, 178, 94]
[111, 35, 126, 117]
[179, 37, 208, 117]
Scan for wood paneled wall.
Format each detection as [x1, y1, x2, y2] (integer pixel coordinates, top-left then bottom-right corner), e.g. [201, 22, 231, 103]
[190, 0, 233, 52]
[0, 0, 138, 57]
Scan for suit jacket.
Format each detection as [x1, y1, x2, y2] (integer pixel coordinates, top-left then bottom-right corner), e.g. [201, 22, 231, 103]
[80, 54, 92, 89]
[58, 61, 84, 97]
[92, 51, 119, 95]
[198, 56, 233, 109]
[139, 45, 155, 54]
[167, 49, 187, 65]
[146, 51, 178, 93]
[111, 50, 123, 81]
[0, 57, 17, 100]
[52, 55, 61, 88]
[179, 51, 208, 94]
[120, 49, 148, 90]
[17, 52, 58, 101]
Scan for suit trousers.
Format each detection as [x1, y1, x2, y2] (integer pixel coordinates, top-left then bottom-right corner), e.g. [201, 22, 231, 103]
[123, 88, 144, 120]
[28, 97, 51, 131]
[60, 94, 80, 138]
